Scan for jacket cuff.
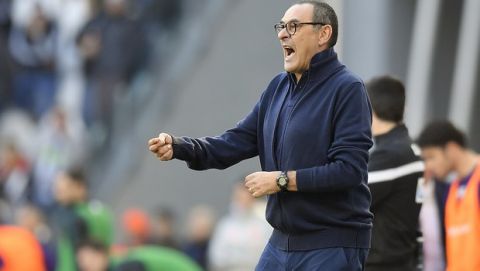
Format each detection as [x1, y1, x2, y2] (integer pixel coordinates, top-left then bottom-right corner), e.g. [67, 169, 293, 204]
[171, 136, 193, 161]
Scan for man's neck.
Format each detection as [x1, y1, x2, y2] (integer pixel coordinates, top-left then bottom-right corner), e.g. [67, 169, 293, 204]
[372, 120, 397, 136]
[455, 151, 478, 178]
[293, 48, 328, 83]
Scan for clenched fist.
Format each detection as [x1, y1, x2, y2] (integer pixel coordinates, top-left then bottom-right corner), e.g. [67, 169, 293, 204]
[148, 133, 174, 161]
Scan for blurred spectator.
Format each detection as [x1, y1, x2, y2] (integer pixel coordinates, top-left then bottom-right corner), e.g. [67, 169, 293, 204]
[365, 76, 424, 271]
[113, 246, 202, 271]
[8, 3, 57, 119]
[183, 205, 215, 270]
[417, 121, 480, 271]
[148, 206, 178, 249]
[54, 0, 92, 118]
[208, 182, 271, 271]
[121, 208, 151, 247]
[0, 0, 13, 113]
[15, 204, 56, 271]
[76, 239, 111, 271]
[32, 106, 86, 211]
[0, 225, 46, 271]
[419, 173, 449, 271]
[77, 0, 146, 140]
[0, 109, 37, 160]
[0, 139, 31, 221]
[52, 167, 113, 271]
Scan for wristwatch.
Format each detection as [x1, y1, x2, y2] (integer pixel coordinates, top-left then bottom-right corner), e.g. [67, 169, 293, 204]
[276, 171, 289, 192]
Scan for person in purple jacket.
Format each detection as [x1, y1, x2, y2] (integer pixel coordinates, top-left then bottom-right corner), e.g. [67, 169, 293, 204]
[148, 1, 373, 270]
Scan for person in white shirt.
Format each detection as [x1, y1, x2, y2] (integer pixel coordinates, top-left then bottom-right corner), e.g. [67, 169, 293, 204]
[208, 182, 272, 271]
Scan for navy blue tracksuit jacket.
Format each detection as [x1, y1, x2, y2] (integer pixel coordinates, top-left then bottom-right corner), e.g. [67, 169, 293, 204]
[172, 48, 373, 251]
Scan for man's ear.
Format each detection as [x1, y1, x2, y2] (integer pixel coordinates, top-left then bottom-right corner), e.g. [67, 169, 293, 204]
[318, 25, 333, 47]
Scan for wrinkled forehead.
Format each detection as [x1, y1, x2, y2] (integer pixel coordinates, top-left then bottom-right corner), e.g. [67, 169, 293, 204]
[281, 3, 314, 23]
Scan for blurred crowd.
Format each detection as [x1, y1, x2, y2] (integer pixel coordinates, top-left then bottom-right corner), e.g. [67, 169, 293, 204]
[0, 0, 184, 146]
[0, 164, 271, 270]
[0, 0, 185, 218]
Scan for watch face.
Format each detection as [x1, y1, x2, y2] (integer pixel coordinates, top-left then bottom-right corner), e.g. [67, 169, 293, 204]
[279, 178, 287, 186]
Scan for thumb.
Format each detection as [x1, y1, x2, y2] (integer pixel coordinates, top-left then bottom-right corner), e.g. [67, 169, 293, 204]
[165, 134, 173, 145]
[158, 133, 173, 145]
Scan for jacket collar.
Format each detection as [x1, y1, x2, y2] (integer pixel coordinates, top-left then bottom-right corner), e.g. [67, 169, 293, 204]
[374, 124, 410, 145]
[287, 47, 344, 84]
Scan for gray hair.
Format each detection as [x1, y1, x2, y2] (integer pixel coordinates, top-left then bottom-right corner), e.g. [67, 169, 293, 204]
[297, 1, 338, 47]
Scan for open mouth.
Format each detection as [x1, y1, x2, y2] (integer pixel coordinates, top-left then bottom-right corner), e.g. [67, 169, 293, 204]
[283, 45, 295, 59]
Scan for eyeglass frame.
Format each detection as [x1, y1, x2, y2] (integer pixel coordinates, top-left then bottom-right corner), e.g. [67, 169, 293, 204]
[274, 20, 327, 37]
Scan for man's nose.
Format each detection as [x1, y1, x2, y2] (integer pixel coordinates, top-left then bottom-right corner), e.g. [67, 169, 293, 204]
[277, 27, 289, 40]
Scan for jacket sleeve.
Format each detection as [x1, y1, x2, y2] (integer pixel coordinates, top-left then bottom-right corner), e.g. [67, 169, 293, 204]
[296, 82, 373, 192]
[171, 98, 261, 170]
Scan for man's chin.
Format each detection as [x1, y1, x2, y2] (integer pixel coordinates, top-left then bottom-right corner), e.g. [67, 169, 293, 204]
[284, 64, 295, 73]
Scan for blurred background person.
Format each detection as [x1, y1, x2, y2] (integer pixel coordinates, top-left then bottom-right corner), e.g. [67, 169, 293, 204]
[76, 239, 112, 271]
[417, 121, 480, 271]
[183, 205, 215, 270]
[208, 181, 271, 271]
[15, 204, 56, 271]
[121, 208, 151, 248]
[53, 167, 113, 271]
[365, 75, 424, 271]
[32, 106, 86, 213]
[77, 0, 146, 144]
[8, 3, 57, 120]
[148, 206, 178, 249]
[53, 0, 92, 118]
[0, 139, 30, 221]
[0, 0, 13, 113]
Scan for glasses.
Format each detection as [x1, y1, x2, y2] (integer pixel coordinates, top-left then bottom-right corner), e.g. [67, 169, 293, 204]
[274, 21, 326, 36]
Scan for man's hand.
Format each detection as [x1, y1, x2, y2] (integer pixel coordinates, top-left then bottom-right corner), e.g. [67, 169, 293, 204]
[148, 133, 173, 161]
[245, 171, 281, 198]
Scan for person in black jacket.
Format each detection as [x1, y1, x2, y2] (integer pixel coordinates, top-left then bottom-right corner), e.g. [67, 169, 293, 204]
[365, 75, 424, 271]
